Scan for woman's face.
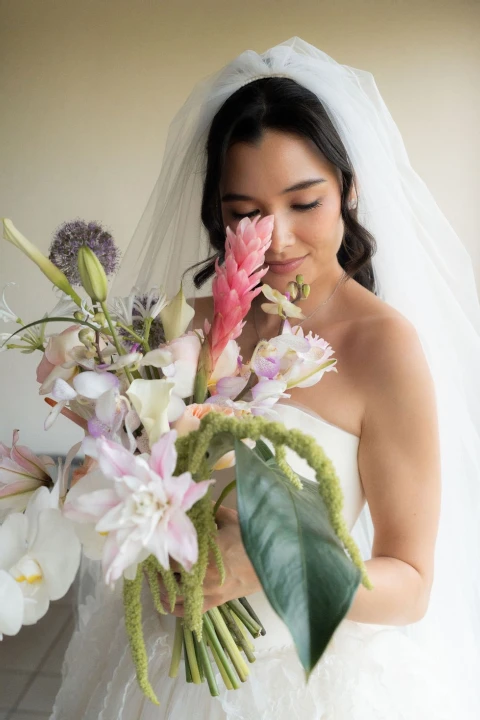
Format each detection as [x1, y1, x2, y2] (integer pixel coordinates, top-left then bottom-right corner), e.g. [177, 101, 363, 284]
[220, 129, 346, 293]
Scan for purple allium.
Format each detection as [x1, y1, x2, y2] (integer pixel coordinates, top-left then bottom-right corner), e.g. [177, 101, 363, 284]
[48, 219, 121, 286]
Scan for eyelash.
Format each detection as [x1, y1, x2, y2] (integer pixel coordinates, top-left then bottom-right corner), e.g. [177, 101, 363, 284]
[231, 200, 322, 219]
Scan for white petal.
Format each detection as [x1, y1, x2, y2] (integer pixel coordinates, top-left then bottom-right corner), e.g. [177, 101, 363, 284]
[126, 379, 175, 446]
[44, 400, 67, 431]
[31, 509, 81, 601]
[141, 348, 173, 368]
[0, 569, 24, 636]
[73, 371, 119, 400]
[51, 378, 77, 401]
[73, 523, 106, 560]
[0, 513, 28, 569]
[21, 581, 51, 625]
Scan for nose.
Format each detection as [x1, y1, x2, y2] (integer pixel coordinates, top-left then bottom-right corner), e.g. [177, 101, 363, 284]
[267, 213, 295, 256]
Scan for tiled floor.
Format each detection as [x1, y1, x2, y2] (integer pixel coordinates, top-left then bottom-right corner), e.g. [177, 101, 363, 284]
[0, 589, 75, 720]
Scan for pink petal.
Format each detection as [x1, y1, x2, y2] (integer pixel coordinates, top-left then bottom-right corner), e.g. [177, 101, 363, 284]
[215, 376, 248, 399]
[10, 441, 51, 480]
[180, 477, 215, 512]
[165, 511, 198, 571]
[149, 429, 178, 480]
[36, 353, 55, 384]
[63, 488, 120, 523]
[96, 437, 137, 479]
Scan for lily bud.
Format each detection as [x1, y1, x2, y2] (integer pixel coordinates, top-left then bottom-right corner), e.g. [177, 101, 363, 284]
[77, 246, 108, 303]
[301, 283, 311, 299]
[3, 219, 81, 306]
[295, 274, 304, 286]
[286, 281, 299, 301]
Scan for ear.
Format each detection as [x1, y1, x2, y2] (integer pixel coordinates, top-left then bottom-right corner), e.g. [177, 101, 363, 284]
[347, 175, 359, 210]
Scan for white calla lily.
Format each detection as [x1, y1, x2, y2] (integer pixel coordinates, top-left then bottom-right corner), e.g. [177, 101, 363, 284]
[159, 286, 195, 341]
[126, 378, 185, 446]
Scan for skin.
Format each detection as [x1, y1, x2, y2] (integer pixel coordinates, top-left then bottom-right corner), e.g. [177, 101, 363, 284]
[163, 130, 441, 626]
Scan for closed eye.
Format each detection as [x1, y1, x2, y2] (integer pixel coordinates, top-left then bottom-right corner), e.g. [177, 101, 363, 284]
[231, 200, 322, 220]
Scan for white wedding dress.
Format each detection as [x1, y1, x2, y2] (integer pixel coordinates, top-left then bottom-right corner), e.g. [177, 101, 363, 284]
[50, 403, 455, 719]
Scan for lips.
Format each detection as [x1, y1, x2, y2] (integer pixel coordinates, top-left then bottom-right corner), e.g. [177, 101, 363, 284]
[266, 255, 307, 275]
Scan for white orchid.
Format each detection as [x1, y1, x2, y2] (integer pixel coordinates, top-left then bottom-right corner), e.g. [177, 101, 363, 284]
[260, 284, 305, 319]
[45, 369, 120, 430]
[0, 569, 24, 638]
[207, 378, 290, 419]
[0, 487, 81, 626]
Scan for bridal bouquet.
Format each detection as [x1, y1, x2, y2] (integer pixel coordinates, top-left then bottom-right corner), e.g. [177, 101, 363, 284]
[0, 215, 370, 704]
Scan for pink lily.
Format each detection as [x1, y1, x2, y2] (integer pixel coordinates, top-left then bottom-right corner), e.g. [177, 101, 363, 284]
[209, 215, 274, 369]
[0, 431, 55, 519]
[63, 431, 214, 586]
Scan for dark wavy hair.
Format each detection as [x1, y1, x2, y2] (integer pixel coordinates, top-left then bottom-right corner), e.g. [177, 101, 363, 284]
[192, 76, 377, 294]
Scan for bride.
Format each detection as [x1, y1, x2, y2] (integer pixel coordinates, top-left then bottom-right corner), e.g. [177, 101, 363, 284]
[51, 37, 480, 719]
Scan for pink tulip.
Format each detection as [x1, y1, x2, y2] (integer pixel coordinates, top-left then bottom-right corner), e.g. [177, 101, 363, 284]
[209, 215, 273, 369]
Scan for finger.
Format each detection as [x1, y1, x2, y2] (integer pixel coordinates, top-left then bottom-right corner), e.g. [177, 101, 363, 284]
[214, 504, 238, 527]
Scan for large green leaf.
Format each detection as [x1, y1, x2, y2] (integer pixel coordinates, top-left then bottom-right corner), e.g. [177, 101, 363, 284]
[234, 437, 361, 676]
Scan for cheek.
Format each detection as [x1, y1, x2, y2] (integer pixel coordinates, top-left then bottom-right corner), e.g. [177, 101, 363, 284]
[298, 203, 343, 249]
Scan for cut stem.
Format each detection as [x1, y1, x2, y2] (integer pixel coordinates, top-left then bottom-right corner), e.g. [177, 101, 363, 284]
[195, 634, 219, 696]
[183, 635, 192, 683]
[208, 607, 250, 682]
[218, 604, 256, 663]
[183, 626, 202, 684]
[168, 618, 183, 678]
[203, 613, 240, 690]
[238, 596, 266, 636]
[227, 599, 262, 638]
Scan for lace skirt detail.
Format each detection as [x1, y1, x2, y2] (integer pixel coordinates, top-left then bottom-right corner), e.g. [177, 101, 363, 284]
[50, 583, 455, 720]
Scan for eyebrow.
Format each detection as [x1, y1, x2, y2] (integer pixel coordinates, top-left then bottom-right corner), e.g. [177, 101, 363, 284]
[221, 178, 327, 203]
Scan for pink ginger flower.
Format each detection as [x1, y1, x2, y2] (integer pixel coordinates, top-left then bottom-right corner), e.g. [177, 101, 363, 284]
[209, 215, 274, 368]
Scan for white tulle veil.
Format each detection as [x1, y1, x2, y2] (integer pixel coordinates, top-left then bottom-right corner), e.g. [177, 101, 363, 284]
[113, 37, 480, 715]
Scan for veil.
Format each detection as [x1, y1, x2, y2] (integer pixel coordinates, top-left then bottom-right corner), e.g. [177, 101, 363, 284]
[113, 37, 480, 714]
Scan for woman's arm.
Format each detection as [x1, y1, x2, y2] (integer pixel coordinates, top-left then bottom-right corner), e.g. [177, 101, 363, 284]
[347, 314, 441, 625]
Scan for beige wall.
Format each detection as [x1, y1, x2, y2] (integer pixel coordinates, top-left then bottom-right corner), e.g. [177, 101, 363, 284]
[1, 0, 479, 452]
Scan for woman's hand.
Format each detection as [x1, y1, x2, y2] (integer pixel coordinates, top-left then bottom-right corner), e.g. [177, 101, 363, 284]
[159, 505, 262, 616]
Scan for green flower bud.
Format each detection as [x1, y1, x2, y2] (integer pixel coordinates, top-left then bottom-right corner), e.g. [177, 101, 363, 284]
[78, 327, 95, 347]
[286, 281, 299, 301]
[301, 283, 311, 299]
[93, 311, 106, 326]
[73, 311, 84, 321]
[295, 274, 304, 286]
[77, 246, 108, 303]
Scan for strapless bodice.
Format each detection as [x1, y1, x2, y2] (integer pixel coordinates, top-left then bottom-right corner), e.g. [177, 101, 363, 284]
[213, 401, 366, 533]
